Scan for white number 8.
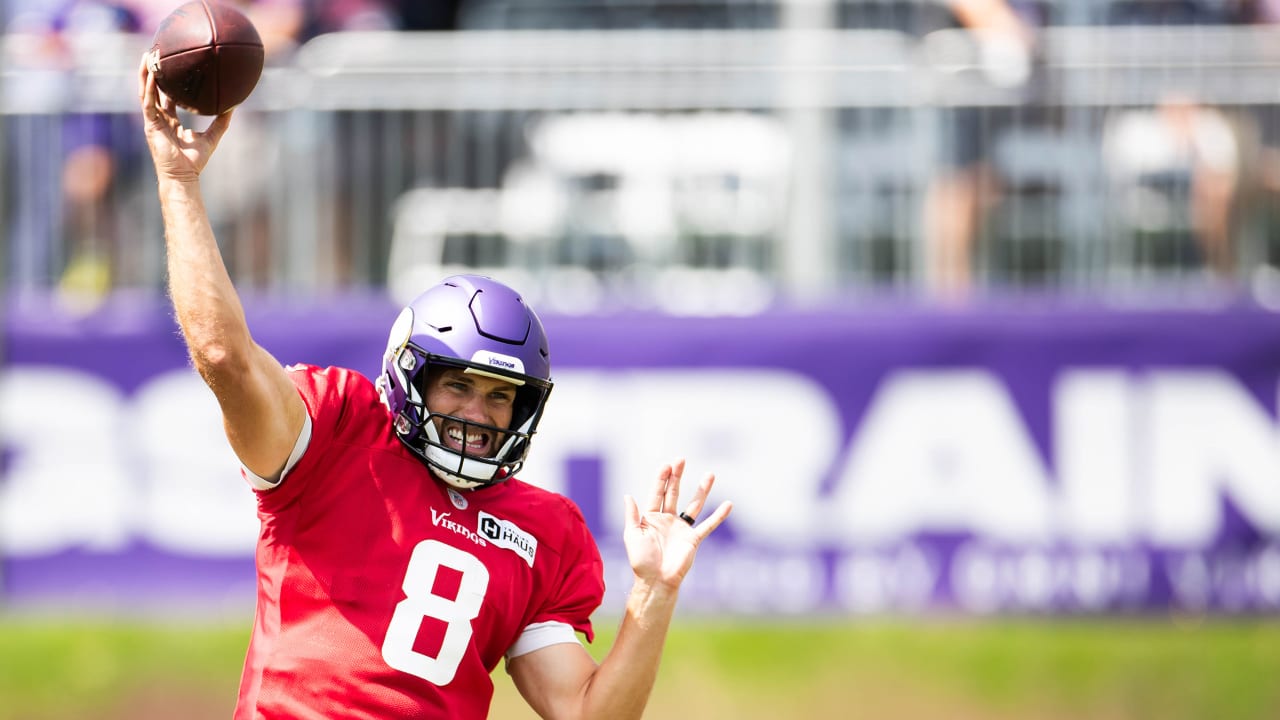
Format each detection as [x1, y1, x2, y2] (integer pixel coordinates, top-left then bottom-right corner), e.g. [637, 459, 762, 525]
[381, 540, 490, 685]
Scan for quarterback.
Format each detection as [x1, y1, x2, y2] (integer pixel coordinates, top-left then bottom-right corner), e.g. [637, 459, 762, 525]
[138, 55, 732, 719]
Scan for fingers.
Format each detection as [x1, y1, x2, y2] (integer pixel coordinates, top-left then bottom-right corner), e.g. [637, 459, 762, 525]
[137, 52, 147, 103]
[672, 469, 731, 540]
[662, 458, 685, 515]
[691, 500, 733, 540]
[139, 55, 176, 133]
[139, 53, 158, 116]
[205, 109, 234, 150]
[160, 87, 175, 116]
[641, 458, 732, 533]
[646, 465, 668, 513]
[679, 472, 716, 521]
[646, 459, 684, 513]
[624, 494, 641, 528]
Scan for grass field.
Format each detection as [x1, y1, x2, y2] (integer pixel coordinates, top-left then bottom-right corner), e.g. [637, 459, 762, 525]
[2, 614, 1279, 719]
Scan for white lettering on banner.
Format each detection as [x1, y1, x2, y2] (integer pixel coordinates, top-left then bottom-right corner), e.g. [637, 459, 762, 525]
[130, 371, 261, 555]
[529, 368, 1280, 548]
[831, 370, 1054, 544]
[1146, 372, 1280, 546]
[1164, 546, 1280, 610]
[522, 369, 842, 548]
[949, 543, 1152, 613]
[0, 368, 133, 553]
[1055, 371, 1139, 544]
[704, 550, 825, 614]
[0, 367, 258, 556]
[1055, 370, 1280, 547]
[598, 546, 827, 615]
[4, 366, 1280, 557]
[834, 545, 940, 613]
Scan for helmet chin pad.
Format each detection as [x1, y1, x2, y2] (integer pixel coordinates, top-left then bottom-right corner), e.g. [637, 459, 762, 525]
[421, 416, 523, 489]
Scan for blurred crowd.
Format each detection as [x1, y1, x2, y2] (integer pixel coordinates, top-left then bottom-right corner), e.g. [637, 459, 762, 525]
[3, 0, 463, 305]
[4, 0, 467, 42]
[921, 0, 1280, 299]
[7, 0, 1280, 310]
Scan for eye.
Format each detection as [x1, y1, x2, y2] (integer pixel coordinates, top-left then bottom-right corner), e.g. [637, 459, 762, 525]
[489, 390, 515, 405]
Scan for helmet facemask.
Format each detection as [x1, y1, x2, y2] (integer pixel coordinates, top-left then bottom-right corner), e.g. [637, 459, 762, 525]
[413, 353, 551, 488]
[386, 346, 552, 489]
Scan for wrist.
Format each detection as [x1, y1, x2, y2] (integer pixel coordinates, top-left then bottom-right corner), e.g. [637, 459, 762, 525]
[156, 175, 201, 195]
[628, 577, 679, 606]
[156, 176, 207, 212]
[624, 578, 679, 636]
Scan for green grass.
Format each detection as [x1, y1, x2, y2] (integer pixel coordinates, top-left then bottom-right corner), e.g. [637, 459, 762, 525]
[0, 615, 248, 720]
[624, 618, 1280, 720]
[3, 614, 1279, 719]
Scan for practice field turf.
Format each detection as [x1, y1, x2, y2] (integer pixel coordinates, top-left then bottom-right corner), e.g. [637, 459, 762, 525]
[2, 615, 1278, 719]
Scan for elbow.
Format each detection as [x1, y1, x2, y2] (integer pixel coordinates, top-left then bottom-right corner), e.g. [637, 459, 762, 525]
[190, 338, 254, 384]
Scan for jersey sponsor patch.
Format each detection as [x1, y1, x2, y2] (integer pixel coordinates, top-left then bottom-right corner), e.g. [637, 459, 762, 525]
[477, 511, 538, 567]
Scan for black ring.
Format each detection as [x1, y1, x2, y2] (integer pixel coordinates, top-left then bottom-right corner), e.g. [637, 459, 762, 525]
[678, 511, 696, 526]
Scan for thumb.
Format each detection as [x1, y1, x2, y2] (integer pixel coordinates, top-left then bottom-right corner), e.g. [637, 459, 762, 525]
[204, 108, 235, 148]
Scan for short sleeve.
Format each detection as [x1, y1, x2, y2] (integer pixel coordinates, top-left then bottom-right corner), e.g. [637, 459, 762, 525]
[241, 412, 313, 490]
[252, 364, 368, 512]
[529, 498, 606, 643]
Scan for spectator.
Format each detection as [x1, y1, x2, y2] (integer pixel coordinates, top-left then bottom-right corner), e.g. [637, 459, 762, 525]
[1101, 94, 1242, 277]
[923, 0, 1045, 300]
[1098, 0, 1255, 279]
[4, 0, 147, 306]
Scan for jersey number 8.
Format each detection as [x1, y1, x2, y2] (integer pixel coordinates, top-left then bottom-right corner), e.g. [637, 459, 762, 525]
[381, 540, 490, 685]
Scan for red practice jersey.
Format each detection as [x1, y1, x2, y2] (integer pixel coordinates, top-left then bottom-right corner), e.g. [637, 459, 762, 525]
[234, 365, 605, 720]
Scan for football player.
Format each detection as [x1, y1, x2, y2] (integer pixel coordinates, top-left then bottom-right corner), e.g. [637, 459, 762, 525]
[138, 55, 732, 719]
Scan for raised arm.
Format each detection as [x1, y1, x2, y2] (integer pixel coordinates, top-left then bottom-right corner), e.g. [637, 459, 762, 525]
[138, 55, 305, 480]
[508, 459, 733, 720]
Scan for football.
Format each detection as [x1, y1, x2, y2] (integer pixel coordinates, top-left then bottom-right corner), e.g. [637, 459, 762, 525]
[147, 1, 264, 115]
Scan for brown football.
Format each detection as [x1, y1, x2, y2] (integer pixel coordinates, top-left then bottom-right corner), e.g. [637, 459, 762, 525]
[148, 1, 264, 116]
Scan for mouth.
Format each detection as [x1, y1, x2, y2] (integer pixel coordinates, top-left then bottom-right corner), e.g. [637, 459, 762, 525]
[444, 424, 492, 456]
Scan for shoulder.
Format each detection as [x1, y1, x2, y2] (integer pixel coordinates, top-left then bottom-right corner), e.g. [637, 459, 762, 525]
[286, 364, 381, 411]
[284, 363, 387, 440]
[254, 365, 398, 508]
[493, 478, 596, 549]
[285, 363, 375, 395]
[489, 478, 605, 638]
[504, 478, 587, 518]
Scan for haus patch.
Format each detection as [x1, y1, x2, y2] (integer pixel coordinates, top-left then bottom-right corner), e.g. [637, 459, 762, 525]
[478, 511, 537, 567]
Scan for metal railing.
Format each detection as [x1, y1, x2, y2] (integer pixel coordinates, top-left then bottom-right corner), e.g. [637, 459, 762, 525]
[6, 24, 1280, 312]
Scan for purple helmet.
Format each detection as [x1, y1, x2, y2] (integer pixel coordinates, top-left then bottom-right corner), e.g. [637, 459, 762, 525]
[377, 275, 553, 489]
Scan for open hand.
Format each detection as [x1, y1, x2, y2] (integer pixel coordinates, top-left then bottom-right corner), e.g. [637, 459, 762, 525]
[623, 459, 733, 591]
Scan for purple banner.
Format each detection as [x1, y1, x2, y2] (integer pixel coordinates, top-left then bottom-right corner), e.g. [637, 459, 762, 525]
[5, 295, 1280, 615]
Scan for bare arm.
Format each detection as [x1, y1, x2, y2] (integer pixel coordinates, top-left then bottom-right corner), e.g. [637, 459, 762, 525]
[948, 0, 1036, 88]
[508, 460, 733, 720]
[138, 55, 305, 479]
[948, 0, 1030, 36]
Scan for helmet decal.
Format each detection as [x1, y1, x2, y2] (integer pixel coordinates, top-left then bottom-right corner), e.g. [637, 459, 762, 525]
[385, 307, 414, 364]
[468, 349, 526, 379]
